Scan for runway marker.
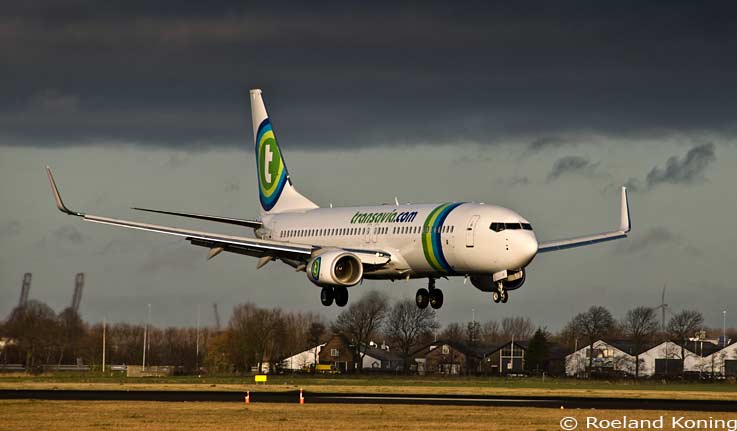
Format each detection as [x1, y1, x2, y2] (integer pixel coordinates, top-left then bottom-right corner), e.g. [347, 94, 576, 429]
[299, 388, 304, 405]
[245, 391, 250, 404]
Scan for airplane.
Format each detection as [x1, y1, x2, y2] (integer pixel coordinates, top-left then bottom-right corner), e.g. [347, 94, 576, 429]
[46, 89, 631, 310]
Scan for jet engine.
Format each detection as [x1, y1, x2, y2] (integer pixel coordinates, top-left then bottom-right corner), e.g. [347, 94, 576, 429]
[307, 250, 363, 288]
[470, 269, 526, 292]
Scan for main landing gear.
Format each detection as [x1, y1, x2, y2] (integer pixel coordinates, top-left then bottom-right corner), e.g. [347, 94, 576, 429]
[321, 286, 348, 307]
[416, 278, 444, 309]
[491, 282, 508, 304]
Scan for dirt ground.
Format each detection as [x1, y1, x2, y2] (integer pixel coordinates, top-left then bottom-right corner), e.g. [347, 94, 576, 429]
[2, 400, 736, 431]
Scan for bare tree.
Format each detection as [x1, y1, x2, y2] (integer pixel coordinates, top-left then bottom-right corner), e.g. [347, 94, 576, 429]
[621, 306, 659, 378]
[572, 306, 615, 373]
[440, 322, 463, 341]
[466, 321, 481, 348]
[4, 301, 60, 368]
[332, 290, 389, 372]
[480, 320, 502, 344]
[501, 316, 534, 340]
[384, 299, 439, 373]
[56, 307, 86, 365]
[668, 309, 704, 369]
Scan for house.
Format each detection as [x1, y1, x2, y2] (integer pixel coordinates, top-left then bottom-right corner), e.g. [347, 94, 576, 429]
[362, 345, 404, 371]
[480, 341, 527, 374]
[682, 340, 727, 377]
[318, 334, 354, 373]
[282, 343, 325, 371]
[315, 334, 405, 372]
[637, 341, 690, 377]
[565, 339, 638, 377]
[710, 341, 737, 377]
[412, 340, 481, 375]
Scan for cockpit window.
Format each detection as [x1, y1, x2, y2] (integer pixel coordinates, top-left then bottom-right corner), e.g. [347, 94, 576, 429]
[491, 222, 533, 232]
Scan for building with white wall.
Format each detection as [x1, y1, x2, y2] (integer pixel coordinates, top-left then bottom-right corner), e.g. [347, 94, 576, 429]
[282, 343, 325, 371]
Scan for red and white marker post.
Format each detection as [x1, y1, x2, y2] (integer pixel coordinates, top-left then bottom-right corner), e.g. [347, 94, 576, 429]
[245, 391, 250, 405]
[299, 388, 304, 405]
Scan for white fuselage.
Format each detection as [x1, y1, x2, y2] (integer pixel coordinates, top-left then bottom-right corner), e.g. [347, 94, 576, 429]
[261, 202, 538, 279]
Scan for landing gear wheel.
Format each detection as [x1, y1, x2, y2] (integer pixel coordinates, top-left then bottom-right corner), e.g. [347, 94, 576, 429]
[415, 288, 429, 309]
[500, 289, 508, 303]
[429, 289, 444, 309]
[334, 286, 349, 307]
[492, 291, 501, 303]
[320, 287, 334, 306]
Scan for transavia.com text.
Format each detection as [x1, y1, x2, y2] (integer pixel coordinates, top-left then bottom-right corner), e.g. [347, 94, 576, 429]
[559, 416, 737, 431]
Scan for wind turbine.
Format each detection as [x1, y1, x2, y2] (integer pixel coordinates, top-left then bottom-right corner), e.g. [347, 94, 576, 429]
[652, 283, 671, 332]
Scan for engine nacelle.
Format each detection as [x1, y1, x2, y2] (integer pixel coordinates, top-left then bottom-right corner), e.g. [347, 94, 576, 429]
[470, 269, 526, 292]
[307, 250, 363, 288]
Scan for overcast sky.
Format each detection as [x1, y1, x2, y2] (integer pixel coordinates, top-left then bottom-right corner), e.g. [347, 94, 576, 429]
[2, 1, 736, 331]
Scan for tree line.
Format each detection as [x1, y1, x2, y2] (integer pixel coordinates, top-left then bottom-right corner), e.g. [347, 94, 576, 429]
[1, 294, 734, 376]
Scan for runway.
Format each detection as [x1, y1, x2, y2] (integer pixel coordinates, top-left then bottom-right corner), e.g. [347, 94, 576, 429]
[1, 389, 736, 411]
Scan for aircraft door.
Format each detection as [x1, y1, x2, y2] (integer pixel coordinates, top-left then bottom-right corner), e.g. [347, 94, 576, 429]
[466, 215, 479, 247]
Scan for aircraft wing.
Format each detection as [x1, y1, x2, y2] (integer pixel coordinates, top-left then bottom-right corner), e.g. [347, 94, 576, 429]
[537, 187, 631, 253]
[47, 169, 310, 260]
[45, 167, 364, 263]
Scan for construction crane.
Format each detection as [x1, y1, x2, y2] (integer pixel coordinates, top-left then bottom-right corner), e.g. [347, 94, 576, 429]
[19, 273, 31, 307]
[212, 303, 221, 330]
[71, 273, 84, 312]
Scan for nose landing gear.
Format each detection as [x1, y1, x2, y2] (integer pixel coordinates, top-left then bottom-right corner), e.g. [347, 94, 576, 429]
[492, 282, 509, 304]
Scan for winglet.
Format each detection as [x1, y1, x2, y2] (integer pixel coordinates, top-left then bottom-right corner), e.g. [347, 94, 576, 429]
[45, 166, 82, 216]
[619, 186, 631, 233]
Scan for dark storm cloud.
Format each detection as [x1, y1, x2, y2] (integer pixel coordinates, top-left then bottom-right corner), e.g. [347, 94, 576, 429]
[2, 1, 737, 148]
[646, 143, 716, 189]
[547, 156, 599, 182]
[526, 136, 572, 153]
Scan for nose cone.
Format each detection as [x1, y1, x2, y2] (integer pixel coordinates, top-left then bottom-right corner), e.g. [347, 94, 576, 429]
[518, 232, 539, 266]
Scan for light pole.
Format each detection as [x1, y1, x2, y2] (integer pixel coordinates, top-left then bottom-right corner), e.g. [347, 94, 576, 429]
[723, 310, 727, 347]
[143, 303, 151, 370]
[196, 304, 200, 372]
[102, 319, 106, 373]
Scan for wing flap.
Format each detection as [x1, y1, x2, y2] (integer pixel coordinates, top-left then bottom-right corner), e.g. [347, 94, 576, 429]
[132, 207, 262, 229]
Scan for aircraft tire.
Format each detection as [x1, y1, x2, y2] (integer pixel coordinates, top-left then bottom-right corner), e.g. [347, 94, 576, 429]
[429, 289, 444, 309]
[334, 286, 349, 307]
[320, 287, 334, 306]
[415, 288, 429, 309]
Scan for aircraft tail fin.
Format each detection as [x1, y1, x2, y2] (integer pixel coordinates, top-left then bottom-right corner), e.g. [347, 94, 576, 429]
[250, 89, 318, 215]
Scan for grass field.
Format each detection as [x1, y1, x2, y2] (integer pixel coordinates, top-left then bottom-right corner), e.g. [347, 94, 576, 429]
[1, 373, 736, 401]
[2, 400, 736, 431]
